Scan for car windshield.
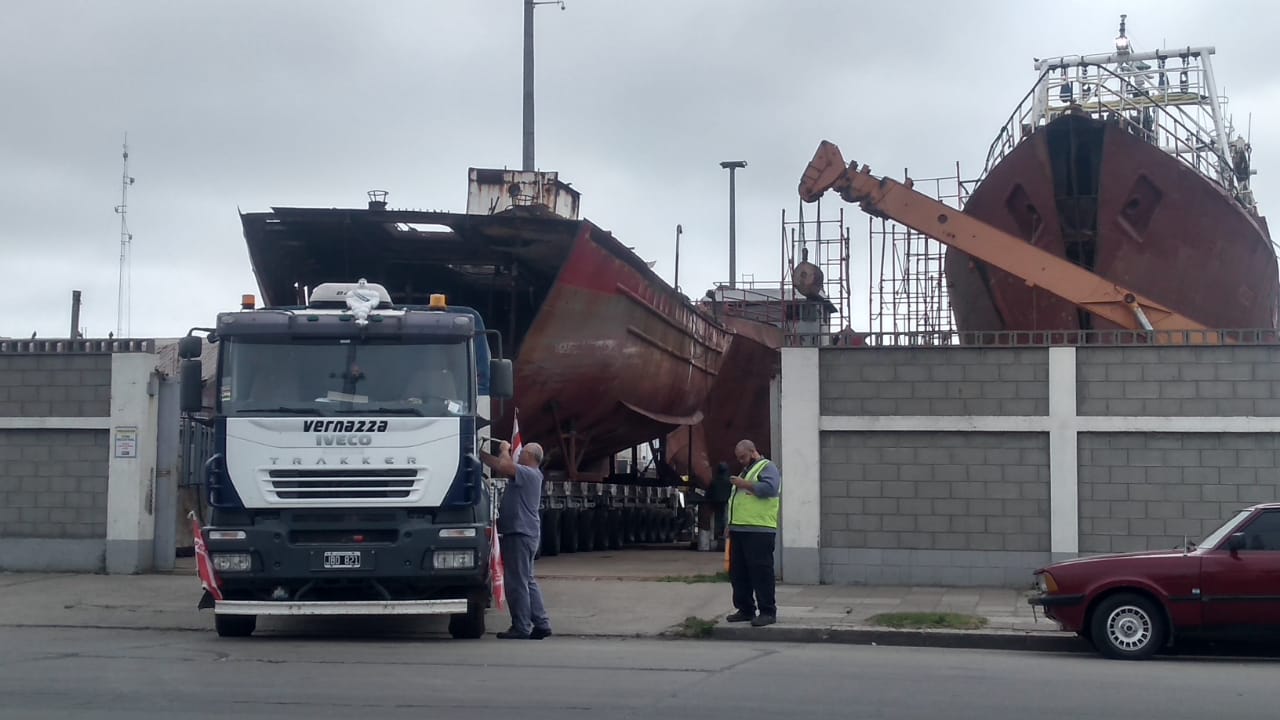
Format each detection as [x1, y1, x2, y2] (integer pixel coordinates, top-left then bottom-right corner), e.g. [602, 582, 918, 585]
[1197, 509, 1254, 550]
[219, 337, 471, 417]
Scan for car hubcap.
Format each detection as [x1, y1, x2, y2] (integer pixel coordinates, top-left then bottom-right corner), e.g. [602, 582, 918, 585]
[1107, 606, 1151, 651]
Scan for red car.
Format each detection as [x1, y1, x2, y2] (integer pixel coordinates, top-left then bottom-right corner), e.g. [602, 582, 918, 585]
[1029, 503, 1280, 660]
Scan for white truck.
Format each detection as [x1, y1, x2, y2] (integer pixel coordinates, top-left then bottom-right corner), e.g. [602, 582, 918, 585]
[177, 280, 513, 638]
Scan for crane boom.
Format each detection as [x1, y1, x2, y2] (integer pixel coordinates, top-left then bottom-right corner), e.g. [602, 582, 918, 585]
[798, 140, 1222, 343]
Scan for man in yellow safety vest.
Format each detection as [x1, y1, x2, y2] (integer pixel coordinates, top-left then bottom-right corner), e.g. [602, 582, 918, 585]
[724, 439, 782, 627]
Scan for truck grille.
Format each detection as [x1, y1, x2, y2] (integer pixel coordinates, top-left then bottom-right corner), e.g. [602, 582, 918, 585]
[264, 469, 422, 501]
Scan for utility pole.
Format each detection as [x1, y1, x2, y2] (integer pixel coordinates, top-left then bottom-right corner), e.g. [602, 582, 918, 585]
[720, 161, 747, 288]
[114, 135, 135, 338]
[524, 0, 566, 171]
[674, 224, 683, 293]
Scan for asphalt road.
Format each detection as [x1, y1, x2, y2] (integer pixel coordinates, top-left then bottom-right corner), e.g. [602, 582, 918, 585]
[1, 626, 1275, 719]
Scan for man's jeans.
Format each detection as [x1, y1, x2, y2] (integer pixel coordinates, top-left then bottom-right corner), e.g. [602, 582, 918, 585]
[500, 533, 550, 634]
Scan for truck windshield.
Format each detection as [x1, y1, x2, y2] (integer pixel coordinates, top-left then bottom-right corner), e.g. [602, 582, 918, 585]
[219, 337, 472, 417]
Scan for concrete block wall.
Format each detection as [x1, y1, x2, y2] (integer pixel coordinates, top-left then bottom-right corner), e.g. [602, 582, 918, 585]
[819, 431, 1050, 586]
[0, 354, 112, 417]
[0, 355, 112, 549]
[0, 430, 108, 539]
[1079, 432, 1280, 553]
[0, 341, 158, 573]
[819, 348, 1048, 416]
[779, 341, 1280, 589]
[1077, 346, 1280, 416]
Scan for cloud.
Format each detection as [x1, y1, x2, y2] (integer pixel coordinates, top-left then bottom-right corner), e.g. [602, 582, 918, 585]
[2, 0, 1277, 338]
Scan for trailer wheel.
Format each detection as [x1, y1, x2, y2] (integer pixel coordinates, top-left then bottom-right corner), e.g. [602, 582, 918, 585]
[448, 598, 486, 639]
[214, 614, 257, 638]
[561, 509, 579, 553]
[608, 509, 624, 550]
[578, 508, 595, 552]
[595, 507, 611, 550]
[542, 509, 561, 556]
[623, 508, 637, 545]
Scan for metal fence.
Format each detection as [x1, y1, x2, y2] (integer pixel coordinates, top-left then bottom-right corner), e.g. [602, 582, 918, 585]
[0, 338, 155, 354]
[785, 328, 1280, 349]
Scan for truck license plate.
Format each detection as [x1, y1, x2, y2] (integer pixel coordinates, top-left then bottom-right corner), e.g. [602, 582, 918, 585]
[323, 551, 362, 569]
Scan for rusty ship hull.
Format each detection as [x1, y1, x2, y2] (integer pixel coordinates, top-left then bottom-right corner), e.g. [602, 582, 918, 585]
[240, 202, 732, 475]
[947, 111, 1279, 335]
[666, 313, 782, 487]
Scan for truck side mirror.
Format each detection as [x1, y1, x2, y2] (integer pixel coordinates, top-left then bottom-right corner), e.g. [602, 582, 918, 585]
[489, 359, 514, 399]
[180, 359, 204, 414]
[178, 335, 203, 360]
[1227, 532, 1246, 553]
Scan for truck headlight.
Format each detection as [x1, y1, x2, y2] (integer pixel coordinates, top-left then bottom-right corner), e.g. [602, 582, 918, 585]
[212, 553, 252, 572]
[433, 550, 476, 570]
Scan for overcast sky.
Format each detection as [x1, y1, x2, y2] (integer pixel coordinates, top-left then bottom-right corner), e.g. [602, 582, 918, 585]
[3, 0, 1277, 339]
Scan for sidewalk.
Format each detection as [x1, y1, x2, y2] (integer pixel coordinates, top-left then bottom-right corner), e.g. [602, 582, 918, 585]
[0, 549, 1083, 652]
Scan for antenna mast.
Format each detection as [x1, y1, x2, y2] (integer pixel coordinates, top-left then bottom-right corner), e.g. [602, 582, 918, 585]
[114, 135, 135, 338]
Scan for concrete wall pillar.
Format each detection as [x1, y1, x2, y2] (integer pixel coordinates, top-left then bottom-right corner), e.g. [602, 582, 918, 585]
[1048, 347, 1079, 560]
[105, 353, 160, 574]
[779, 347, 821, 584]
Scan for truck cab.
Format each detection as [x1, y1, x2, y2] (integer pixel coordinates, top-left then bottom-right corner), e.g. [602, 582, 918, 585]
[178, 280, 513, 638]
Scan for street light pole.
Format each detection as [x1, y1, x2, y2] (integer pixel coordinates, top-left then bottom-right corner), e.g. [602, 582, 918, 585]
[674, 224, 683, 293]
[720, 161, 747, 288]
[523, 0, 566, 171]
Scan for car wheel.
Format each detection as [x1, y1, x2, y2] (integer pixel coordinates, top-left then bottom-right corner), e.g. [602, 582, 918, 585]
[1089, 593, 1165, 660]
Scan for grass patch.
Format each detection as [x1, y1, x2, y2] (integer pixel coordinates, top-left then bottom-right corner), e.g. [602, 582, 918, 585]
[867, 612, 989, 630]
[657, 571, 730, 584]
[677, 616, 718, 638]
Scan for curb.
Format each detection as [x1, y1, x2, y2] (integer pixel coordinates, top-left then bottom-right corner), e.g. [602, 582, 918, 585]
[707, 624, 1089, 653]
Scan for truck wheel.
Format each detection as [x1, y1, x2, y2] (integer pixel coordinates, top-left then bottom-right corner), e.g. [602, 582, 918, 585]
[542, 509, 561, 556]
[448, 598, 486, 639]
[214, 614, 257, 638]
[561, 509, 579, 553]
[1089, 593, 1166, 660]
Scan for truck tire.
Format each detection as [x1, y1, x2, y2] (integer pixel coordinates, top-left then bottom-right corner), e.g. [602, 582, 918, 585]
[448, 598, 486, 639]
[561, 509, 579, 553]
[214, 614, 257, 638]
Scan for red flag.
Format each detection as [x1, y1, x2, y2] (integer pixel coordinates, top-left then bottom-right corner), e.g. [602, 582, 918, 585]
[190, 512, 223, 602]
[511, 407, 523, 461]
[489, 525, 506, 611]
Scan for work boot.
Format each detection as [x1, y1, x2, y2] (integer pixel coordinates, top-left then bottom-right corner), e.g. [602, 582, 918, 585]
[530, 627, 553, 640]
[726, 611, 754, 623]
[751, 614, 776, 627]
[496, 628, 532, 639]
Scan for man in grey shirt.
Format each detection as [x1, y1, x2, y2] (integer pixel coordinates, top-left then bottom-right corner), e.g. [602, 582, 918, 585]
[479, 439, 552, 639]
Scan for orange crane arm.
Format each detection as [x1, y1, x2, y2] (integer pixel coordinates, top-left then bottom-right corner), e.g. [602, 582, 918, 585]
[799, 140, 1217, 340]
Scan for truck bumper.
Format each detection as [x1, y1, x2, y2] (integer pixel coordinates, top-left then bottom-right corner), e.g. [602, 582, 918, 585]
[204, 514, 489, 602]
[214, 599, 468, 616]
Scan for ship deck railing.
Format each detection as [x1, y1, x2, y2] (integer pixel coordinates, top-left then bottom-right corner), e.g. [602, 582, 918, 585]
[979, 53, 1253, 214]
